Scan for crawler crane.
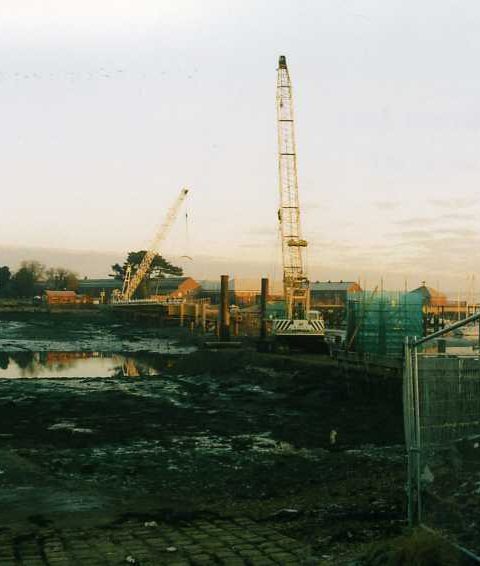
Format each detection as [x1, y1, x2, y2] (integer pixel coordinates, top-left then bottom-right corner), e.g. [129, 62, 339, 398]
[272, 56, 325, 345]
[112, 188, 189, 303]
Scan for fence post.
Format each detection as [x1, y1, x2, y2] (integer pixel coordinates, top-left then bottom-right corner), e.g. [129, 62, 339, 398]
[404, 337, 415, 526]
[404, 336, 422, 526]
[412, 339, 422, 524]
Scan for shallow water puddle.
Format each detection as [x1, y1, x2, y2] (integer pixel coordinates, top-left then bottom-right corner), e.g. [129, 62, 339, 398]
[0, 352, 161, 378]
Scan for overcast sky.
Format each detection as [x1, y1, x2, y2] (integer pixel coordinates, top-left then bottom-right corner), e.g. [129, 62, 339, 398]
[1, 0, 479, 293]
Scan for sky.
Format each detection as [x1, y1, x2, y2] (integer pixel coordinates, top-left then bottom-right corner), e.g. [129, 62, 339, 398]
[1, 0, 480, 294]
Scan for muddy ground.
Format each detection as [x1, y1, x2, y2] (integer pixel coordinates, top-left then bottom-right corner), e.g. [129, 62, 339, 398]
[0, 314, 407, 564]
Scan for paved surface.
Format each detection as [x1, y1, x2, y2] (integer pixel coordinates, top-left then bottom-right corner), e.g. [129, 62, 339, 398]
[0, 517, 315, 565]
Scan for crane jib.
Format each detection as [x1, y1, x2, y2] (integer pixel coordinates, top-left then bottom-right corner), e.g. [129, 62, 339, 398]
[119, 188, 189, 302]
[276, 55, 311, 321]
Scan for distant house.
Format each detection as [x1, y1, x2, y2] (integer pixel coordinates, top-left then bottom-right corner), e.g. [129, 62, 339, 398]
[310, 281, 363, 327]
[310, 281, 362, 308]
[148, 277, 200, 301]
[409, 284, 447, 308]
[78, 278, 123, 301]
[44, 290, 78, 305]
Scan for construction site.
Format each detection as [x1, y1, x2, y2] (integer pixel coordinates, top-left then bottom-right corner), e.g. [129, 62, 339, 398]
[1, 54, 480, 566]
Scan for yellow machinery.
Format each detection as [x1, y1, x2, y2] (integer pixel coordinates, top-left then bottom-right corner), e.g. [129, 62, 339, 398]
[112, 188, 189, 303]
[273, 56, 324, 338]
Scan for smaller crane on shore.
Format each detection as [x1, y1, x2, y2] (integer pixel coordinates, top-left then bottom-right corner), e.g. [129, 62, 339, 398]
[112, 188, 189, 303]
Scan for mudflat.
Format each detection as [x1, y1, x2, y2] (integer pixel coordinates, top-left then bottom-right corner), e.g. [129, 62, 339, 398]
[0, 315, 406, 564]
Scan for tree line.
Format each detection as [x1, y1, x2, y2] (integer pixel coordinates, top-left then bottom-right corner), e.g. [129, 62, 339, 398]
[0, 251, 183, 299]
[0, 261, 78, 298]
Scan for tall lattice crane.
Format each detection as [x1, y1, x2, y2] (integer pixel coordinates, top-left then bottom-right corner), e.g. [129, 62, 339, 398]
[115, 188, 189, 302]
[277, 55, 309, 319]
[273, 55, 324, 340]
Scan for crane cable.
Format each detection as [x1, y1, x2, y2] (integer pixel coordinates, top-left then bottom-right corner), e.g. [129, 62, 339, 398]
[181, 198, 193, 261]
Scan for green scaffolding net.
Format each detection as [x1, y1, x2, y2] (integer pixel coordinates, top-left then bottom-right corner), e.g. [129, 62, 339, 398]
[347, 291, 424, 356]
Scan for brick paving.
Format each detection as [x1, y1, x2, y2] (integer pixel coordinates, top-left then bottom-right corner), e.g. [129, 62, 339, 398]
[0, 517, 316, 565]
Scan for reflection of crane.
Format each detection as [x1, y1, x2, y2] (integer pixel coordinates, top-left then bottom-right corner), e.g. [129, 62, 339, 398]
[122, 358, 140, 377]
[273, 56, 324, 342]
[113, 188, 189, 302]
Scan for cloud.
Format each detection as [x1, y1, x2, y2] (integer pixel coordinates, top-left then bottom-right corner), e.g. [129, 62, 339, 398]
[443, 228, 478, 237]
[440, 211, 477, 222]
[394, 217, 437, 227]
[247, 225, 277, 237]
[429, 196, 478, 210]
[394, 229, 433, 240]
[373, 200, 402, 211]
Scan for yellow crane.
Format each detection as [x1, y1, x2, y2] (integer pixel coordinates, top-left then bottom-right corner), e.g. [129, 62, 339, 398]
[273, 56, 324, 342]
[113, 188, 189, 302]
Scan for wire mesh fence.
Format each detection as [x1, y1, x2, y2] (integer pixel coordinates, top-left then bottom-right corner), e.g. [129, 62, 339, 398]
[404, 320, 480, 559]
[347, 291, 424, 356]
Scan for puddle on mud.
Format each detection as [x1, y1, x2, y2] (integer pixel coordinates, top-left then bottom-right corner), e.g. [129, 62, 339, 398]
[0, 352, 163, 378]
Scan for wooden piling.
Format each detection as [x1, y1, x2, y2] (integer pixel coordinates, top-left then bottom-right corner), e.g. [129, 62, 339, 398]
[220, 275, 230, 340]
[260, 277, 269, 340]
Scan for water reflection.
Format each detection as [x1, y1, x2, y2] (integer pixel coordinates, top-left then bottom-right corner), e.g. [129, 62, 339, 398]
[0, 352, 161, 378]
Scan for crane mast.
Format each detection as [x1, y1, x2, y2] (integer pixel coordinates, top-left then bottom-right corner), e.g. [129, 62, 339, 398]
[121, 187, 189, 301]
[276, 55, 310, 320]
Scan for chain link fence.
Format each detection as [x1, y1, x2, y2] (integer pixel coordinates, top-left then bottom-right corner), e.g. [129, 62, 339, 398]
[404, 314, 480, 559]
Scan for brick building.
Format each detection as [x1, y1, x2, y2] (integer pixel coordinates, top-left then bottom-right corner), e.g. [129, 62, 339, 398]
[148, 277, 200, 301]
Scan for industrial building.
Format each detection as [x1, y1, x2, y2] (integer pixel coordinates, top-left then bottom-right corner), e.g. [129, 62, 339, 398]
[310, 281, 362, 327]
[78, 278, 123, 301]
[310, 281, 362, 308]
[409, 284, 447, 308]
[44, 290, 78, 305]
[148, 276, 200, 301]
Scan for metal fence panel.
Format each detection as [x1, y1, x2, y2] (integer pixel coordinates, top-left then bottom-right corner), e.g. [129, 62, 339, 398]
[405, 340, 480, 557]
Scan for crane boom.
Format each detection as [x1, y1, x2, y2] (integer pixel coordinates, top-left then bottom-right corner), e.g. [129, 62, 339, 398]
[123, 188, 189, 301]
[276, 55, 309, 319]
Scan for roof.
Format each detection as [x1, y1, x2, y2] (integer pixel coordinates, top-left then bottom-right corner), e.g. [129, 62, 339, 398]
[78, 278, 123, 289]
[150, 277, 197, 291]
[410, 285, 442, 297]
[311, 281, 362, 292]
[409, 285, 447, 305]
[44, 290, 77, 297]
